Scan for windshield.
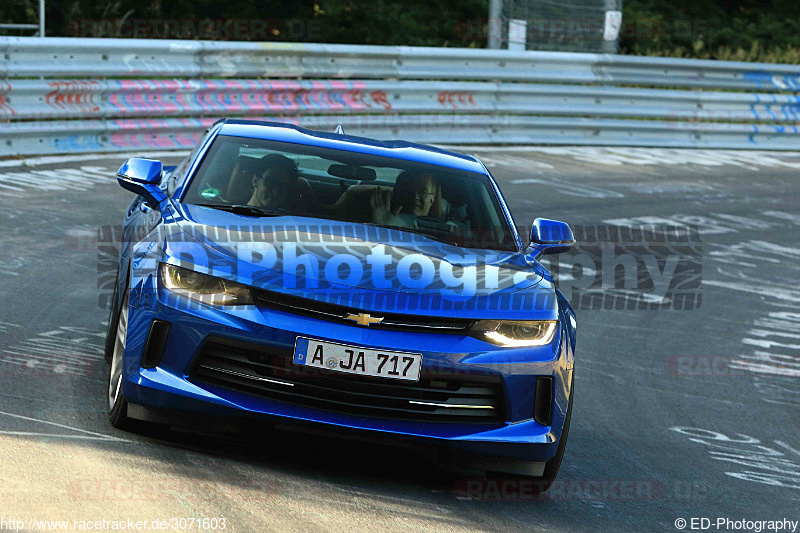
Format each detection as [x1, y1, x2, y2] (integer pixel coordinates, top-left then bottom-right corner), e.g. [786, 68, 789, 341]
[182, 135, 518, 251]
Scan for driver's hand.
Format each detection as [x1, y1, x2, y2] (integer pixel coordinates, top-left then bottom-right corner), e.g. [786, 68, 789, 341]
[370, 188, 401, 225]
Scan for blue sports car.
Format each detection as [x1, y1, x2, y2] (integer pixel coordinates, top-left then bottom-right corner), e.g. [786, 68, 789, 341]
[106, 119, 576, 491]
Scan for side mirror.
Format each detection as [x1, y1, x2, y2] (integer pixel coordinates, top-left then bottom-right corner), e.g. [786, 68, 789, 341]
[529, 217, 575, 256]
[117, 158, 167, 210]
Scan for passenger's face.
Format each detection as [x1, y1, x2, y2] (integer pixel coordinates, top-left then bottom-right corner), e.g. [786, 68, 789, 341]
[413, 179, 436, 216]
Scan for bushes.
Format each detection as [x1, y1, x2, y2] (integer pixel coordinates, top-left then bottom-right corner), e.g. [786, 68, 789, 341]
[620, 0, 800, 64]
[1, 0, 490, 48]
[3, 0, 798, 63]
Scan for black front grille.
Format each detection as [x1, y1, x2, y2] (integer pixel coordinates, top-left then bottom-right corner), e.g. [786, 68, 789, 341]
[251, 288, 475, 334]
[189, 338, 506, 424]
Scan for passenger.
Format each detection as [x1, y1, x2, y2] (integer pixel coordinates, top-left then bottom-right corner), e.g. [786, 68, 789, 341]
[246, 154, 317, 213]
[370, 171, 441, 228]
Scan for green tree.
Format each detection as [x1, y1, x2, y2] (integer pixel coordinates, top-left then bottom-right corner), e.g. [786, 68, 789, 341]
[621, 0, 800, 63]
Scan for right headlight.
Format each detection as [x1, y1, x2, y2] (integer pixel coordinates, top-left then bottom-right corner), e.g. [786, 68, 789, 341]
[160, 263, 253, 306]
[470, 320, 558, 347]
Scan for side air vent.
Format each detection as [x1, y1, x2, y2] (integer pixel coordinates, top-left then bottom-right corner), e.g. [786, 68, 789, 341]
[533, 376, 553, 427]
[141, 320, 171, 369]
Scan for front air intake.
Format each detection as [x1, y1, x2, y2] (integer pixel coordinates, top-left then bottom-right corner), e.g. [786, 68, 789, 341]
[533, 376, 553, 427]
[141, 320, 171, 369]
[188, 337, 506, 424]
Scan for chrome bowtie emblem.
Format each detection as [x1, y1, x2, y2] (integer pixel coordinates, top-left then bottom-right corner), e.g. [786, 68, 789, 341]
[344, 313, 384, 327]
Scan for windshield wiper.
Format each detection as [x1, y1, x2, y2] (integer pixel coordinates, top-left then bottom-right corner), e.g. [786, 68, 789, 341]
[193, 203, 285, 217]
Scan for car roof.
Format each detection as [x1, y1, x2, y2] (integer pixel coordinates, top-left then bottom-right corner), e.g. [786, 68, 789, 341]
[217, 120, 487, 174]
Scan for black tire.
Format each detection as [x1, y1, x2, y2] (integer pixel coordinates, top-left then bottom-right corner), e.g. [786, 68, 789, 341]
[486, 372, 574, 495]
[536, 372, 574, 492]
[104, 271, 120, 364]
[107, 289, 131, 429]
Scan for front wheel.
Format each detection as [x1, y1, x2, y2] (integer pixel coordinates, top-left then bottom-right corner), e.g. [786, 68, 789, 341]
[107, 291, 131, 429]
[487, 373, 574, 495]
[537, 374, 573, 490]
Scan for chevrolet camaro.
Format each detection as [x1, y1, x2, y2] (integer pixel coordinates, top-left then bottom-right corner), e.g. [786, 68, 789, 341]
[105, 119, 576, 492]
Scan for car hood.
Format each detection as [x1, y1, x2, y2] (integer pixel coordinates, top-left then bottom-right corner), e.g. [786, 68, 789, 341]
[164, 203, 557, 319]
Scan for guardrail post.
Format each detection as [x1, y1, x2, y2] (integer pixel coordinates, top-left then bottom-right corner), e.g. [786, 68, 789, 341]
[602, 0, 622, 54]
[488, 0, 503, 49]
[39, 0, 46, 38]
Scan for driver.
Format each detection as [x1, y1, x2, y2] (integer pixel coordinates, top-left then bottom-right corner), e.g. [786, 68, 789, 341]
[370, 171, 441, 228]
[247, 154, 317, 213]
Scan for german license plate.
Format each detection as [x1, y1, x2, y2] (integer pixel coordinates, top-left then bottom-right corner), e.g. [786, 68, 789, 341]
[293, 337, 422, 381]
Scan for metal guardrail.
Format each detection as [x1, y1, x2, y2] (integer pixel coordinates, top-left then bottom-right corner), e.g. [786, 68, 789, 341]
[3, 37, 800, 89]
[3, 79, 798, 123]
[0, 37, 798, 155]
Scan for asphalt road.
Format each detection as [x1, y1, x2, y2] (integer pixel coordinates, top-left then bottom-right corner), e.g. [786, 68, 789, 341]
[0, 147, 798, 532]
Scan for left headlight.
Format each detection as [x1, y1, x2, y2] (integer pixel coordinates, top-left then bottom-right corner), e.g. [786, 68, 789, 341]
[470, 320, 557, 347]
[160, 263, 253, 306]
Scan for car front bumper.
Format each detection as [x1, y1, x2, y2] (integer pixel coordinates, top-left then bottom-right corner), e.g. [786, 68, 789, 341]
[120, 284, 574, 465]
